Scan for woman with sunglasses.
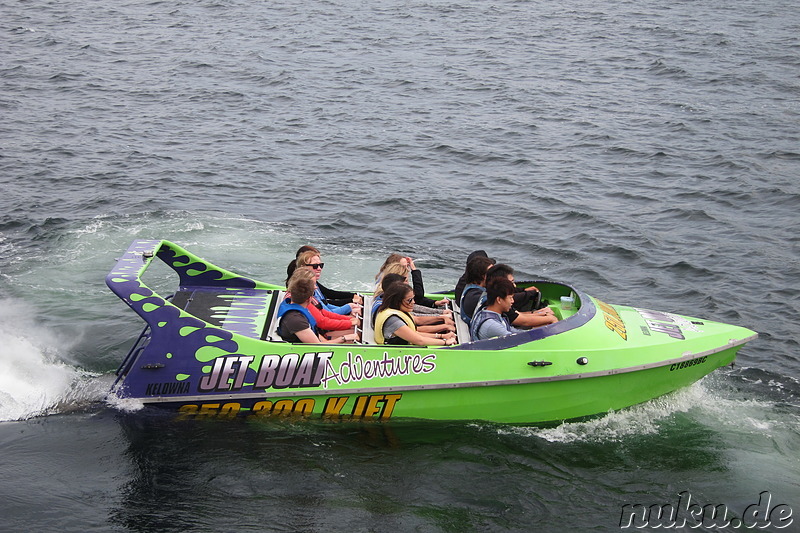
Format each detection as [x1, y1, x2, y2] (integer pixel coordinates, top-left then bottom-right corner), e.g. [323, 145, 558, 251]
[296, 250, 363, 316]
[374, 282, 457, 346]
[371, 272, 455, 336]
[287, 245, 363, 307]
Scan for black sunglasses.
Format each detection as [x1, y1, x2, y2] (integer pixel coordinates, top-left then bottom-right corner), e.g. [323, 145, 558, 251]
[306, 263, 325, 270]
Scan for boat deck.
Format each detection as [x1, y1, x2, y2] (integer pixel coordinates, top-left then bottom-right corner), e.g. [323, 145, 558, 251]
[168, 288, 476, 345]
[170, 287, 283, 340]
[166, 283, 579, 345]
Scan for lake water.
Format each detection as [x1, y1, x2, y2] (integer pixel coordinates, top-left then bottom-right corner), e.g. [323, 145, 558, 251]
[1, 0, 798, 531]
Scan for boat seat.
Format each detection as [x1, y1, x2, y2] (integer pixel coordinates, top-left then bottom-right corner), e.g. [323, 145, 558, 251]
[264, 290, 287, 342]
[451, 300, 472, 344]
[360, 295, 376, 345]
[265, 292, 369, 344]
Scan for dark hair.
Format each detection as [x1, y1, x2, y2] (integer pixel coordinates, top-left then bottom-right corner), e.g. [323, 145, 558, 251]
[466, 256, 495, 284]
[486, 277, 515, 305]
[379, 281, 413, 312]
[464, 250, 488, 266]
[381, 273, 406, 291]
[486, 263, 514, 282]
[286, 245, 320, 283]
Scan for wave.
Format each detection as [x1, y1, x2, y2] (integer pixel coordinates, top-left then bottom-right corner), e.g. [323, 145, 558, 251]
[0, 298, 106, 422]
[500, 371, 799, 444]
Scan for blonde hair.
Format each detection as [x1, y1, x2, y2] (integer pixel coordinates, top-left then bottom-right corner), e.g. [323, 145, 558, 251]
[375, 253, 404, 280]
[296, 245, 320, 257]
[374, 262, 410, 297]
[286, 245, 321, 284]
[287, 268, 316, 303]
[296, 250, 320, 269]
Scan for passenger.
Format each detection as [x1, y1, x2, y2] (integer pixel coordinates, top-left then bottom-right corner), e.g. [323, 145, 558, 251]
[286, 245, 319, 284]
[374, 253, 405, 291]
[485, 264, 558, 328]
[371, 272, 407, 320]
[459, 255, 495, 324]
[287, 245, 363, 307]
[469, 278, 526, 341]
[308, 304, 358, 338]
[285, 268, 356, 334]
[374, 282, 457, 347]
[454, 250, 494, 305]
[372, 271, 455, 335]
[284, 247, 354, 335]
[376, 262, 453, 321]
[375, 253, 450, 312]
[406, 256, 450, 310]
[277, 269, 359, 344]
[485, 263, 541, 310]
[297, 250, 363, 316]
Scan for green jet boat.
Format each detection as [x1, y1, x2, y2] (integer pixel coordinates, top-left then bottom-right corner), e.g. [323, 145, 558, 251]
[106, 239, 757, 424]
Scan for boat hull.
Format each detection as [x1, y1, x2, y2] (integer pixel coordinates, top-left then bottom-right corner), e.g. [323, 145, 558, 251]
[122, 339, 742, 424]
[107, 239, 756, 424]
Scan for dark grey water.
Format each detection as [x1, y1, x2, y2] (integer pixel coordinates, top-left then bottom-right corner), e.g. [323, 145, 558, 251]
[1, 0, 799, 531]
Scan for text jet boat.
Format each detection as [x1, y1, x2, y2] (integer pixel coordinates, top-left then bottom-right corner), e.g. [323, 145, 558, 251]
[107, 240, 757, 424]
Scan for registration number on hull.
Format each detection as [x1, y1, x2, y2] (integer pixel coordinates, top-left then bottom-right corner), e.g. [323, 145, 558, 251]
[669, 356, 707, 372]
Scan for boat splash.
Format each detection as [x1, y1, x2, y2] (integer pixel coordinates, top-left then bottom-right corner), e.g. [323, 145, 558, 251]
[0, 299, 103, 421]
